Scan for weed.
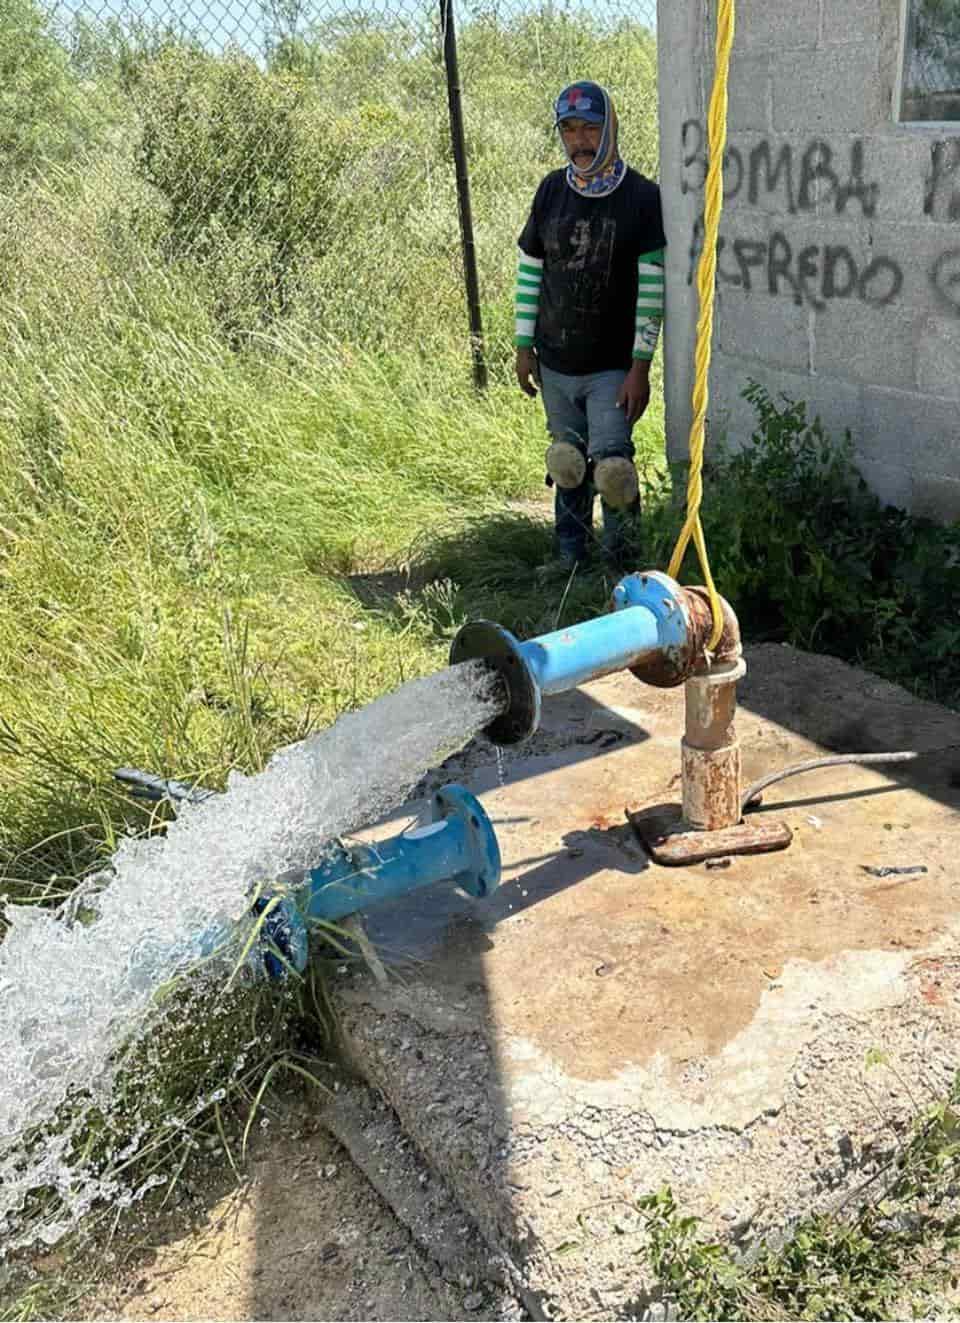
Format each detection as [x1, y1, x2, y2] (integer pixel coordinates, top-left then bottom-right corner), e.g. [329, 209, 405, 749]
[636, 1071, 960, 1321]
[667, 382, 960, 707]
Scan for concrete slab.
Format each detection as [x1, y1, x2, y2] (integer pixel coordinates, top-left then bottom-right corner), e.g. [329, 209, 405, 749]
[330, 645, 960, 1320]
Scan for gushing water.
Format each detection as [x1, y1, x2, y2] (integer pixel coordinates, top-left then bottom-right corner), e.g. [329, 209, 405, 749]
[0, 661, 502, 1252]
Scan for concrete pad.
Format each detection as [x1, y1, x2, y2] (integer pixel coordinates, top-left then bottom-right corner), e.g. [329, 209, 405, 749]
[330, 645, 960, 1320]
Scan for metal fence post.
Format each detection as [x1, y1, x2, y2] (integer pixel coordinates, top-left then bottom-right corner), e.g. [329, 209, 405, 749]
[439, 0, 488, 390]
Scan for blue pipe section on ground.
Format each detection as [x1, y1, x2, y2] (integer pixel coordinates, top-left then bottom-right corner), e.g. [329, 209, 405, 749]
[259, 784, 499, 978]
[112, 773, 500, 982]
[243, 784, 503, 980]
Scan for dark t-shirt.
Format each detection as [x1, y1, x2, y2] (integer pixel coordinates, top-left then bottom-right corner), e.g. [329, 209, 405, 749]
[517, 167, 666, 376]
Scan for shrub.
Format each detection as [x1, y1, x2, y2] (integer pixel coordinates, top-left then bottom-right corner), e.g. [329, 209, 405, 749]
[640, 382, 960, 706]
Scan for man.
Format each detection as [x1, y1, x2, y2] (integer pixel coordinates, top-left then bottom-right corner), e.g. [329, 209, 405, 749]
[515, 80, 666, 573]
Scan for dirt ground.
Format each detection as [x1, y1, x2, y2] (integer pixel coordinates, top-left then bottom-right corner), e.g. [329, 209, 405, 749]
[90, 1096, 509, 1323]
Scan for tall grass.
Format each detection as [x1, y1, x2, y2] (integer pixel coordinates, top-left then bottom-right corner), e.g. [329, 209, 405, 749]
[0, 8, 661, 877]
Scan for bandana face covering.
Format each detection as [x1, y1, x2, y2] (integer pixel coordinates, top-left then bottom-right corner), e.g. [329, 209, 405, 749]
[554, 81, 625, 198]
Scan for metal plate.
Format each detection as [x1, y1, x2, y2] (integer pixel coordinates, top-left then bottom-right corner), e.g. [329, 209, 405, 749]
[628, 805, 793, 866]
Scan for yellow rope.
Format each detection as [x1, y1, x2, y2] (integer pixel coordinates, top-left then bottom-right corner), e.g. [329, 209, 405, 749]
[666, 0, 736, 653]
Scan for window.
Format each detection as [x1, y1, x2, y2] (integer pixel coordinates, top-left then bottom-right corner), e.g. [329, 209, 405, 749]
[899, 0, 960, 123]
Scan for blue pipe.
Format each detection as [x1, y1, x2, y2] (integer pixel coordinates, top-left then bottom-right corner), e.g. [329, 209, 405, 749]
[256, 783, 499, 978]
[113, 769, 501, 981]
[518, 600, 671, 695]
[450, 570, 708, 745]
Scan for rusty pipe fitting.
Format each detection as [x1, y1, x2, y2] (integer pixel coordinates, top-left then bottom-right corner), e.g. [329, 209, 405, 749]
[616, 574, 742, 690]
[681, 657, 748, 831]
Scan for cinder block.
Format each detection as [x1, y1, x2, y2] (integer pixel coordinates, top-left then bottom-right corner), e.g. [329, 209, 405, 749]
[853, 135, 930, 222]
[720, 132, 759, 214]
[721, 132, 822, 219]
[770, 215, 876, 273]
[709, 355, 862, 454]
[717, 286, 810, 371]
[853, 458, 915, 510]
[867, 220, 960, 314]
[812, 301, 918, 388]
[819, 0, 881, 44]
[710, 215, 884, 312]
[924, 139, 960, 224]
[862, 385, 960, 472]
[721, 135, 891, 224]
[678, 207, 771, 293]
[709, 359, 772, 450]
[683, 132, 784, 217]
[728, 53, 772, 133]
[911, 475, 960, 522]
[664, 321, 697, 465]
[916, 316, 960, 400]
[716, 209, 772, 289]
[772, 45, 882, 133]
[658, 0, 705, 61]
[732, 0, 819, 51]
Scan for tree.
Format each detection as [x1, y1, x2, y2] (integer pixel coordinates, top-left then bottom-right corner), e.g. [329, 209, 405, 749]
[134, 47, 334, 336]
[0, 0, 89, 182]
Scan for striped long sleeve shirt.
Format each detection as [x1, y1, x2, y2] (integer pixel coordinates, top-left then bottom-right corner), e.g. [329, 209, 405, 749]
[515, 247, 664, 362]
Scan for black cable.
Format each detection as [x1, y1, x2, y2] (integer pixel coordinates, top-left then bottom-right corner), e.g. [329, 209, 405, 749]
[741, 745, 960, 815]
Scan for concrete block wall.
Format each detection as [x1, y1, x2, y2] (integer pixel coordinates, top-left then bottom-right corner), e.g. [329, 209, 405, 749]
[658, 0, 960, 519]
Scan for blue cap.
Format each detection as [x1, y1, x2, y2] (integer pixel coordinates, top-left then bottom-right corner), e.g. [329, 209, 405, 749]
[554, 81, 606, 126]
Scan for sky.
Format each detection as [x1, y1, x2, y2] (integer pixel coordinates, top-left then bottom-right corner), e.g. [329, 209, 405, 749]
[43, 0, 655, 60]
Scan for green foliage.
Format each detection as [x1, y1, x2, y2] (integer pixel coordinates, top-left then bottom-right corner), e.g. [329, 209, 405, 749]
[119, 9, 658, 350]
[0, 0, 93, 182]
[67, 12, 197, 92]
[639, 382, 960, 708]
[134, 49, 333, 337]
[637, 1075, 960, 1321]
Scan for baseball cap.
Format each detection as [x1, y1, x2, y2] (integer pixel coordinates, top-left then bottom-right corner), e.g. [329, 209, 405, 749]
[554, 81, 607, 125]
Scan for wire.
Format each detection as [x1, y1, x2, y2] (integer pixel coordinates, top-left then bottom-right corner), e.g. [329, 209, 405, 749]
[741, 746, 960, 815]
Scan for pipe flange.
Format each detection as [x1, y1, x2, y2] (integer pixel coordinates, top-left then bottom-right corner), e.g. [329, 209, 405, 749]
[450, 621, 541, 745]
[430, 783, 502, 898]
[611, 571, 699, 688]
[611, 572, 743, 686]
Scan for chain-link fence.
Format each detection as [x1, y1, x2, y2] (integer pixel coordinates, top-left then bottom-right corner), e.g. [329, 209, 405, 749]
[901, 0, 960, 122]
[5, 0, 657, 380]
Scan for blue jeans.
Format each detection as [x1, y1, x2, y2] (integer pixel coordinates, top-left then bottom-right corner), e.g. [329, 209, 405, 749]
[539, 365, 635, 562]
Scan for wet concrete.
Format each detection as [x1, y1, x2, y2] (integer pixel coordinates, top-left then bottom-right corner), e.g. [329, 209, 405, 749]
[329, 644, 960, 1320]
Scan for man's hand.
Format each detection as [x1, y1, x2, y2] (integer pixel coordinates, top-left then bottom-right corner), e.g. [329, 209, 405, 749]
[617, 361, 651, 425]
[516, 347, 540, 398]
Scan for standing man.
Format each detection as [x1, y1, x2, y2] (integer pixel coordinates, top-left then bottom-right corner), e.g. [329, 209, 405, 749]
[515, 81, 666, 573]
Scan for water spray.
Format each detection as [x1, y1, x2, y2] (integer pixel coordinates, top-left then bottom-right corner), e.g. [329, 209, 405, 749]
[115, 770, 500, 978]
